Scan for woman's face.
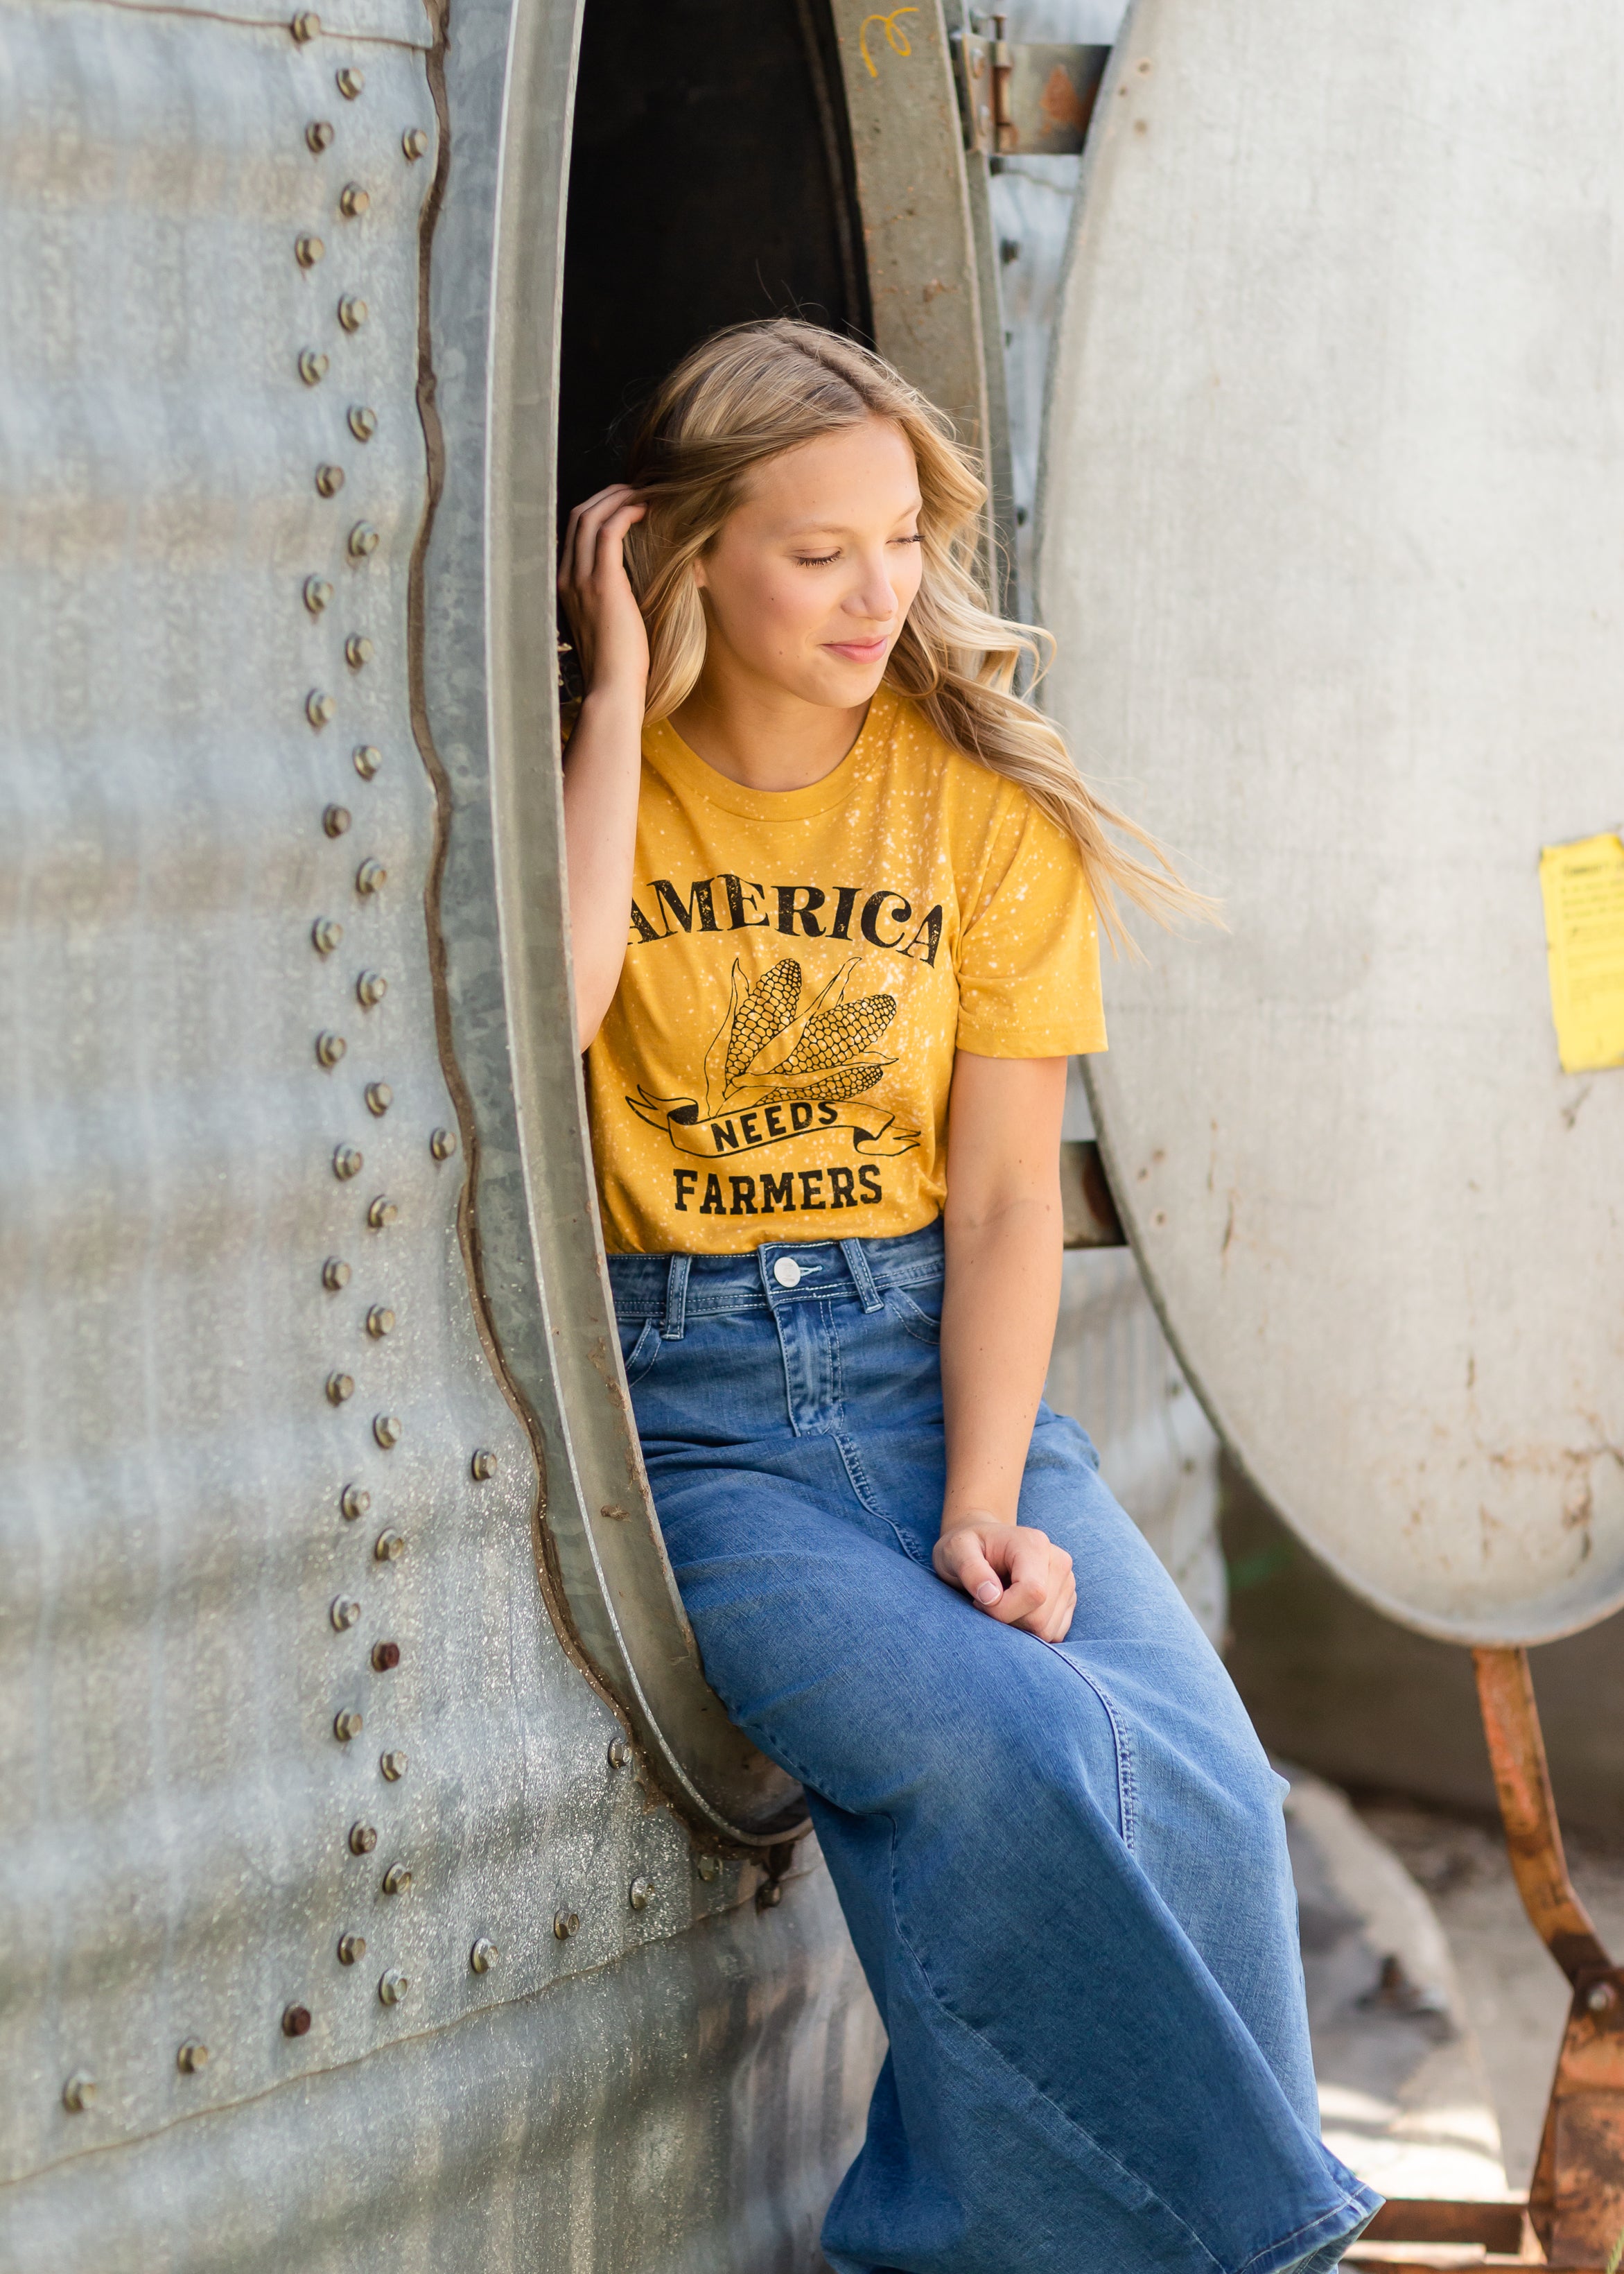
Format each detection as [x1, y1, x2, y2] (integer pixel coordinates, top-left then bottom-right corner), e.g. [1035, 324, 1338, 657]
[692, 417, 925, 709]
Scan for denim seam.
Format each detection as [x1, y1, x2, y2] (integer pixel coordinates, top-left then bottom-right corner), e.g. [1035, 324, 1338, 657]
[884, 1286, 942, 1347]
[1042, 1647, 1138, 1852]
[882, 1814, 1227, 2274]
[834, 1434, 932, 1565]
[1229, 2189, 1379, 2274]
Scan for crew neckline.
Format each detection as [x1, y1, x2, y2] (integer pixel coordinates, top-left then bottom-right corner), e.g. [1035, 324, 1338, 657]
[642, 684, 900, 820]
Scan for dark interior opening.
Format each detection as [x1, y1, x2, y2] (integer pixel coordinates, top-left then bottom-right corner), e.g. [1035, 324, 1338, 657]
[557, 0, 872, 528]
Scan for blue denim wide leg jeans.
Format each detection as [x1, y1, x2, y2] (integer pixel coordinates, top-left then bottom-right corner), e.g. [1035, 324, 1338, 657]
[608, 1222, 1378, 2274]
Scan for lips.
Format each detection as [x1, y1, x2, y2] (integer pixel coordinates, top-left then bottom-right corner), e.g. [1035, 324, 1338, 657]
[823, 634, 891, 662]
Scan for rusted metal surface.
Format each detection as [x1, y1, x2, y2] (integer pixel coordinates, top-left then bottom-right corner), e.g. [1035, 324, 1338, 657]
[828, 0, 993, 517]
[1059, 1136, 1125, 1248]
[955, 31, 1108, 155]
[1039, 0, 1624, 1644]
[1359, 2196, 1528, 2252]
[1475, 1647, 1611, 1986]
[0, 0, 884, 2253]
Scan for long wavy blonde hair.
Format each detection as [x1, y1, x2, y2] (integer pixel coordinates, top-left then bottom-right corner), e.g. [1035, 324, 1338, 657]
[622, 319, 1207, 948]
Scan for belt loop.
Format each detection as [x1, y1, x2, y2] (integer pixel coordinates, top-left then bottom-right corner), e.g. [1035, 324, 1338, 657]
[841, 1238, 883, 1313]
[663, 1253, 691, 1340]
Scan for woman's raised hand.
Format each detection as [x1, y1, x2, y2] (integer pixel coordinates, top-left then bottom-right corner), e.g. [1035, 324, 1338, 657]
[934, 1517, 1076, 1643]
[557, 484, 650, 699]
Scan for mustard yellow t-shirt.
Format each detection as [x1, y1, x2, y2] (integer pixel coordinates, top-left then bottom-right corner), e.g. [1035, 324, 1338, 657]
[584, 685, 1107, 1253]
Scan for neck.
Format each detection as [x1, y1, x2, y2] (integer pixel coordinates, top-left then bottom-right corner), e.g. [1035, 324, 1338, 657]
[670, 663, 871, 792]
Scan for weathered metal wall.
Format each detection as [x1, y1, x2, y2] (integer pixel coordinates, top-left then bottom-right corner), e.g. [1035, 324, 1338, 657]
[0, 0, 881, 2257]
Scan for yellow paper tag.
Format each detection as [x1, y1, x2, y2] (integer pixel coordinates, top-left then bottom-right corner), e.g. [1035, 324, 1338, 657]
[1539, 830, 1624, 1073]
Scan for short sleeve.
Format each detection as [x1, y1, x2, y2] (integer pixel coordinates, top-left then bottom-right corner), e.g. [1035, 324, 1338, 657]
[954, 792, 1108, 1057]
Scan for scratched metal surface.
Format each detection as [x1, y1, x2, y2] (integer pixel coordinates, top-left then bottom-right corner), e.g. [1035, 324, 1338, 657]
[0, 0, 881, 2241]
[1040, 0, 1624, 1644]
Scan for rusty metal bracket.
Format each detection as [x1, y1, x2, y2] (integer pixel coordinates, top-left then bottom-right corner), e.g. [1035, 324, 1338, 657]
[1350, 1648, 1624, 2271]
[952, 19, 1109, 158]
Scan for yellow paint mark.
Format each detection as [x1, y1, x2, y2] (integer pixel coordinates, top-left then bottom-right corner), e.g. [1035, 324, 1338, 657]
[1539, 830, 1624, 1073]
[859, 6, 918, 78]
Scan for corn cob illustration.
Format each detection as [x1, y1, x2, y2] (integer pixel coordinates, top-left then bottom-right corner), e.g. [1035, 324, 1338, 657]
[723, 960, 801, 1087]
[756, 993, 896, 1079]
[758, 1061, 887, 1107]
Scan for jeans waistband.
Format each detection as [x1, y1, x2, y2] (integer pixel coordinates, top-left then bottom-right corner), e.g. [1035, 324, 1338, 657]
[606, 1217, 945, 1337]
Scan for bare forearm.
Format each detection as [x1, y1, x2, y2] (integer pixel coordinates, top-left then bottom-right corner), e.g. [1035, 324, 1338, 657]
[562, 688, 644, 1049]
[940, 1192, 1063, 1530]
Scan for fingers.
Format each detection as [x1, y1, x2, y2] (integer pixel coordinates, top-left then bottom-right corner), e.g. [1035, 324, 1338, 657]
[938, 1522, 1074, 1638]
[559, 491, 647, 606]
[933, 1527, 1005, 1608]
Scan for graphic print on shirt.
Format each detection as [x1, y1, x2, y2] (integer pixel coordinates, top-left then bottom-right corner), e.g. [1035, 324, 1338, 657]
[627, 954, 922, 1163]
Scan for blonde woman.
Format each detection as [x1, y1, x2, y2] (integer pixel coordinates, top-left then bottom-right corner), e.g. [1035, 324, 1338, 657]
[558, 320, 1376, 2274]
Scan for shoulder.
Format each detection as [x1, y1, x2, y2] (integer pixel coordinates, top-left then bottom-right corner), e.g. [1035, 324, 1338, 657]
[875, 690, 1019, 818]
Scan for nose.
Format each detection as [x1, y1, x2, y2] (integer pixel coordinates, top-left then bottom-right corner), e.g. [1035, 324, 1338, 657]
[844, 546, 898, 623]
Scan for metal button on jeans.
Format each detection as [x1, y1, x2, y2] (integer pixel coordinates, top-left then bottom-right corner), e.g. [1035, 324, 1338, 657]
[772, 1257, 801, 1288]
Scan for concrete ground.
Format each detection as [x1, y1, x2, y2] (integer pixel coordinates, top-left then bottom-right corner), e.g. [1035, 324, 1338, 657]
[1352, 1796, 1624, 2195]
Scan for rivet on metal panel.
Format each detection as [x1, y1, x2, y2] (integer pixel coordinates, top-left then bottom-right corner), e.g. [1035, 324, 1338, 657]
[333, 1145, 363, 1181]
[431, 1127, 459, 1161]
[330, 1595, 361, 1630]
[345, 635, 373, 670]
[353, 744, 381, 779]
[62, 2072, 96, 2113]
[299, 348, 330, 386]
[696, 1855, 722, 1882]
[629, 1876, 656, 1911]
[336, 64, 365, 98]
[382, 1863, 412, 1895]
[379, 1751, 407, 1781]
[355, 858, 387, 896]
[304, 574, 334, 614]
[306, 119, 335, 153]
[315, 1030, 347, 1067]
[378, 1970, 408, 2006]
[402, 127, 429, 161]
[340, 1483, 371, 1520]
[323, 1257, 352, 1292]
[295, 234, 324, 270]
[365, 1305, 395, 1337]
[553, 1909, 580, 1940]
[339, 183, 370, 218]
[364, 1082, 392, 1116]
[289, 10, 320, 40]
[356, 970, 387, 1007]
[338, 298, 369, 336]
[1591, 1981, 1618, 2013]
[326, 1372, 355, 1406]
[758, 1880, 783, 1910]
[315, 463, 345, 498]
[371, 1640, 401, 1671]
[333, 1709, 363, 1742]
[347, 519, 378, 558]
[337, 1934, 366, 1965]
[374, 1526, 405, 1559]
[372, 1415, 402, 1450]
[608, 1737, 633, 1769]
[282, 2004, 313, 2037]
[307, 691, 337, 729]
[349, 404, 378, 442]
[176, 2042, 209, 2074]
[323, 804, 351, 836]
[366, 1195, 398, 1229]
[313, 916, 344, 955]
[349, 1821, 378, 1854]
[470, 1448, 496, 1479]
[470, 1939, 498, 1974]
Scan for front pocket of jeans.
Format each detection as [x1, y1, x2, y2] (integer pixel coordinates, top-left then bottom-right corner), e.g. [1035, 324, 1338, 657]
[885, 1285, 943, 1346]
[617, 1317, 663, 1387]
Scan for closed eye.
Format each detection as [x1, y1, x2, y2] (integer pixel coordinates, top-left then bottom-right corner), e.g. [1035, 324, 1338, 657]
[795, 551, 841, 567]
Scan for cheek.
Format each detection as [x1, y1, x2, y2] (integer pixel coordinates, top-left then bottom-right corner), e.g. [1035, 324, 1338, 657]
[893, 547, 925, 611]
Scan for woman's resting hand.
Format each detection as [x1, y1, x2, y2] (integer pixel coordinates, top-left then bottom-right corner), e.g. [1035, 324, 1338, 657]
[934, 1516, 1076, 1643]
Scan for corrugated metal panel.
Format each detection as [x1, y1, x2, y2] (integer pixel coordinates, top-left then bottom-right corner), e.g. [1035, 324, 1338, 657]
[0, 0, 881, 2250]
[0, 1861, 877, 2273]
